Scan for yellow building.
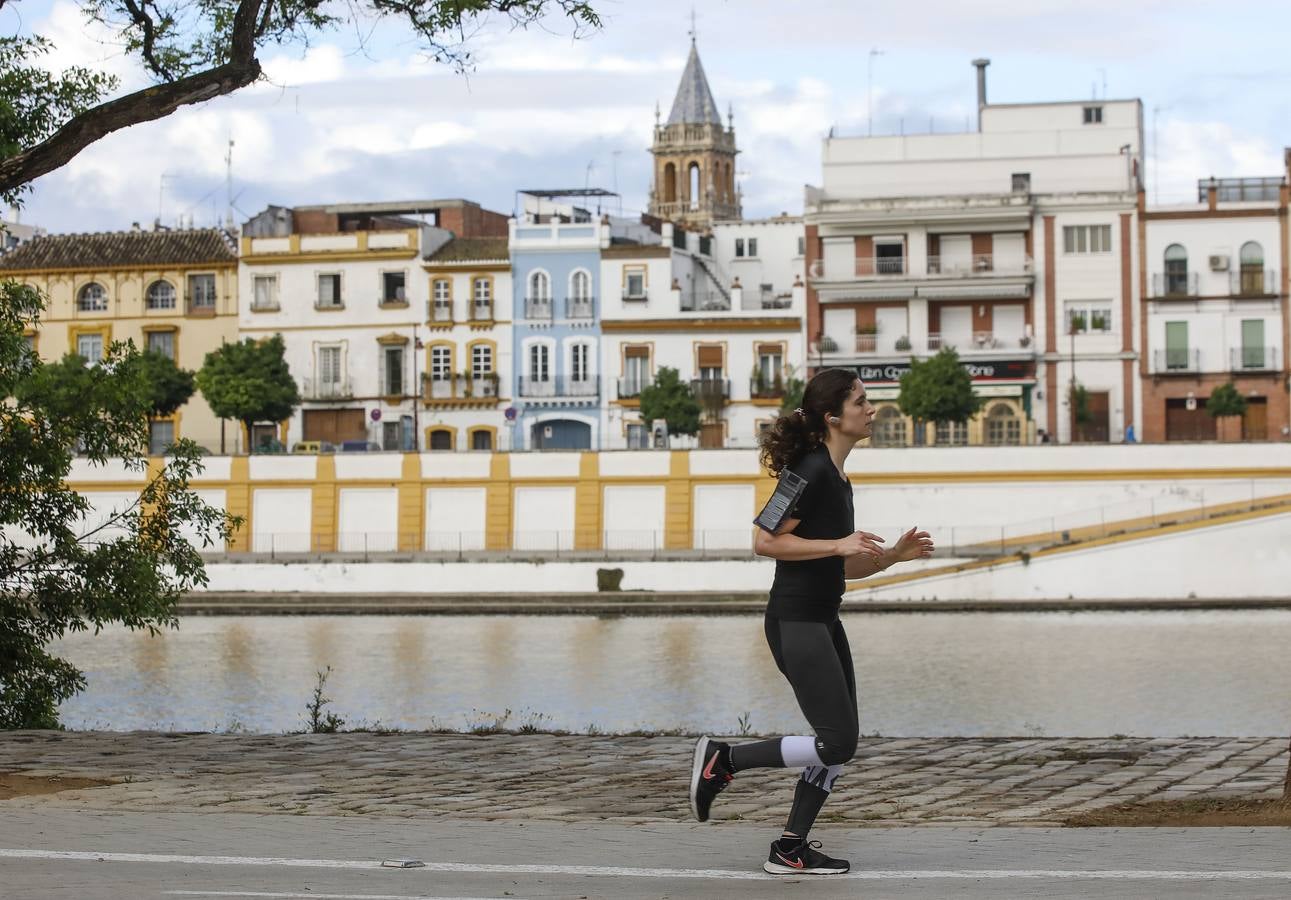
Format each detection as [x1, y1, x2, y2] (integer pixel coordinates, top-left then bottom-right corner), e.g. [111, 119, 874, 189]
[0, 227, 239, 452]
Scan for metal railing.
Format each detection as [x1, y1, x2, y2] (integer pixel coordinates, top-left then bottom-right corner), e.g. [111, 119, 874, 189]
[301, 376, 353, 400]
[421, 372, 499, 401]
[1153, 349, 1201, 373]
[927, 254, 1034, 276]
[617, 377, 652, 399]
[471, 300, 494, 321]
[680, 292, 730, 312]
[927, 332, 1033, 352]
[524, 298, 552, 319]
[690, 378, 731, 401]
[1151, 272, 1199, 298]
[749, 377, 785, 399]
[1230, 346, 1278, 371]
[1199, 177, 1283, 203]
[518, 375, 599, 398]
[566, 298, 594, 319]
[1231, 269, 1278, 296]
[428, 300, 452, 322]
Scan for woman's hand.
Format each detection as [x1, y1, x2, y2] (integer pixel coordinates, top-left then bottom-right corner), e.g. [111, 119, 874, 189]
[834, 531, 886, 558]
[890, 526, 935, 562]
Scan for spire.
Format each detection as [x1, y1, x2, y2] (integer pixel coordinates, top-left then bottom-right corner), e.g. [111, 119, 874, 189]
[666, 41, 722, 126]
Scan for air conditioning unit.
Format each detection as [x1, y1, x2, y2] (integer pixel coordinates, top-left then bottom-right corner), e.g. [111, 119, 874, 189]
[1208, 254, 1229, 271]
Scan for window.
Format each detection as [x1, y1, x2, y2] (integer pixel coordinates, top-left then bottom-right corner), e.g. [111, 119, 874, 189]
[146, 330, 175, 360]
[1082, 105, 1103, 124]
[76, 333, 103, 364]
[626, 422, 648, 449]
[1063, 225, 1112, 254]
[149, 419, 175, 456]
[529, 344, 550, 381]
[625, 268, 646, 299]
[383, 345, 405, 396]
[623, 348, 650, 397]
[874, 240, 905, 274]
[748, 238, 758, 257]
[1066, 302, 1113, 334]
[984, 403, 1021, 446]
[433, 279, 451, 303]
[318, 346, 342, 385]
[1164, 321, 1189, 370]
[471, 344, 493, 379]
[871, 406, 907, 447]
[77, 282, 107, 312]
[252, 275, 278, 310]
[1240, 319, 1266, 369]
[935, 420, 968, 446]
[383, 421, 402, 451]
[471, 429, 493, 451]
[429, 429, 453, 451]
[22, 333, 34, 353]
[570, 270, 591, 302]
[529, 270, 550, 301]
[188, 274, 216, 309]
[430, 346, 451, 381]
[797, 236, 806, 256]
[146, 280, 176, 310]
[1239, 241, 1265, 295]
[757, 346, 782, 386]
[735, 238, 745, 257]
[1164, 244, 1189, 295]
[571, 343, 590, 382]
[472, 277, 492, 318]
[316, 273, 342, 308]
[382, 271, 406, 304]
[1011, 172, 1031, 193]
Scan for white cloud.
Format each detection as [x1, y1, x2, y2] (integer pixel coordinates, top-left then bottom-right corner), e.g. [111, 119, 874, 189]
[1151, 119, 1285, 204]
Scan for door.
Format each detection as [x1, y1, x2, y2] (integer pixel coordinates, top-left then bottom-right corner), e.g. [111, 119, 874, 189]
[531, 419, 591, 451]
[303, 409, 366, 444]
[1072, 391, 1110, 443]
[1242, 398, 1268, 440]
[1164, 399, 1216, 441]
[699, 423, 724, 449]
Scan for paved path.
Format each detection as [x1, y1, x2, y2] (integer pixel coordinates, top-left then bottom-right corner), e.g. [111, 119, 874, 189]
[3, 810, 1291, 899]
[1, 732, 1285, 827]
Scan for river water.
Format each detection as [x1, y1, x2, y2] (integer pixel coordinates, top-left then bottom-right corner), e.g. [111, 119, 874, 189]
[50, 610, 1291, 737]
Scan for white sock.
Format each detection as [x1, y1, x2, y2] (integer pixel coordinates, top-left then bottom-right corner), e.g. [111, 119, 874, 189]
[780, 735, 826, 768]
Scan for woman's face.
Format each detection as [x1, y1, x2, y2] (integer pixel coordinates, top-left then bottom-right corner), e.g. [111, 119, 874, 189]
[834, 379, 876, 440]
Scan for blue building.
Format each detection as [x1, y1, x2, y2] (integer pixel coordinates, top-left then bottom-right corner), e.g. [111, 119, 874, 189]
[508, 190, 615, 450]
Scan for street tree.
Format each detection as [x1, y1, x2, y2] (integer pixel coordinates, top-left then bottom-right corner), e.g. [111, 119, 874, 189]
[897, 348, 982, 437]
[638, 366, 700, 443]
[779, 364, 805, 416]
[0, 283, 237, 728]
[195, 336, 300, 451]
[127, 350, 197, 418]
[0, 1, 601, 203]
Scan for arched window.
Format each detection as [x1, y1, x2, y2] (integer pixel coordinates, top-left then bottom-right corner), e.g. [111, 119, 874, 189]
[984, 403, 1021, 446]
[688, 162, 701, 210]
[470, 428, 493, 451]
[146, 280, 175, 310]
[663, 163, 677, 203]
[1163, 244, 1188, 296]
[1239, 241, 1265, 295]
[935, 420, 968, 446]
[77, 282, 107, 312]
[528, 270, 549, 300]
[570, 269, 591, 301]
[870, 406, 907, 447]
[428, 428, 453, 451]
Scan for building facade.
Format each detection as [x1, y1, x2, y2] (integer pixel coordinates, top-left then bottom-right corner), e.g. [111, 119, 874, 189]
[0, 227, 239, 452]
[238, 200, 507, 451]
[1140, 170, 1291, 441]
[805, 73, 1144, 445]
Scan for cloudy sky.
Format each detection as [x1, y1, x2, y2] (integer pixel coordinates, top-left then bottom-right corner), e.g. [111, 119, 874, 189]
[9, 0, 1291, 233]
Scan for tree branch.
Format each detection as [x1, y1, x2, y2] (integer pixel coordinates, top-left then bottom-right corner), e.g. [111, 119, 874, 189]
[120, 0, 174, 81]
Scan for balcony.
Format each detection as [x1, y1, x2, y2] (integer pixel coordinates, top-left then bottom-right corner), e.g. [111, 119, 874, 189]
[1151, 273, 1200, 298]
[927, 332, 1034, 354]
[428, 300, 452, 323]
[566, 297, 594, 319]
[470, 300, 494, 321]
[302, 376, 353, 400]
[927, 254, 1034, 277]
[524, 298, 553, 320]
[1153, 349, 1201, 373]
[690, 378, 731, 402]
[519, 375, 599, 398]
[617, 376, 652, 400]
[1231, 269, 1278, 297]
[750, 376, 785, 400]
[809, 254, 1034, 281]
[680, 291, 731, 312]
[1231, 347, 1278, 371]
[421, 373, 500, 404]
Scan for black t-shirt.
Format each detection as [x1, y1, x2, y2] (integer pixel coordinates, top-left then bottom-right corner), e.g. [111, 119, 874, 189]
[766, 444, 855, 622]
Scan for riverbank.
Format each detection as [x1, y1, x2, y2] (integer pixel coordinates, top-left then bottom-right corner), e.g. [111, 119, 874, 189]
[0, 731, 1284, 828]
[177, 591, 1291, 615]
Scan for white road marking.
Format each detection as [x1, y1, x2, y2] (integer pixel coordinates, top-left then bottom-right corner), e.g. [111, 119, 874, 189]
[2, 849, 1290, 882]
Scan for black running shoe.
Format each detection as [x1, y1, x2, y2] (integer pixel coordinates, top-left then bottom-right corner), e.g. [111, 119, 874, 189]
[688, 735, 733, 822]
[763, 837, 850, 875]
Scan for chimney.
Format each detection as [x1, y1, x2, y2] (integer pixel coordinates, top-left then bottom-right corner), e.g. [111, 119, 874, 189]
[972, 58, 990, 131]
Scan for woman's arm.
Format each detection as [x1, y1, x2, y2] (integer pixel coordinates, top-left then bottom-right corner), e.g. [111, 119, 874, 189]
[755, 519, 885, 562]
[845, 527, 934, 579]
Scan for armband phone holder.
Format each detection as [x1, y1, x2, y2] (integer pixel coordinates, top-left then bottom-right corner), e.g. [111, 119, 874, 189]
[753, 470, 808, 533]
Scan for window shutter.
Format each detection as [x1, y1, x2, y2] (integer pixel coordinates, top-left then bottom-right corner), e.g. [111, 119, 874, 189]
[696, 345, 724, 368]
[624, 345, 650, 359]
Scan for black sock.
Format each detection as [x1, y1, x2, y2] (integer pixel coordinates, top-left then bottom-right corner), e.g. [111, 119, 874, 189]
[728, 738, 784, 773]
[784, 778, 829, 838]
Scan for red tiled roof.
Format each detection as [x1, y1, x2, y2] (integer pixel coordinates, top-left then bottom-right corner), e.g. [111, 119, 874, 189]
[0, 228, 237, 271]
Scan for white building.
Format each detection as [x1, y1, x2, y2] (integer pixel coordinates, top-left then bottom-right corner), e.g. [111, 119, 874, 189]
[710, 215, 805, 311]
[238, 200, 508, 450]
[600, 221, 806, 450]
[805, 61, 1145, 445]
[1141, 172, 1290, 441]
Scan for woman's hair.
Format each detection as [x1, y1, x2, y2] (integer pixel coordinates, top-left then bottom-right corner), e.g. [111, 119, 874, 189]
[758, 367, 860, 476]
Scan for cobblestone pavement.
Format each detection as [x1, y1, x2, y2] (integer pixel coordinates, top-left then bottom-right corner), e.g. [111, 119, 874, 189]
[1, 732, 1285, 827]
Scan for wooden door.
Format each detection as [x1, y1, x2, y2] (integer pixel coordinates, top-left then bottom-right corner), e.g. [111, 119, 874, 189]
[1242, 398, 1268, 440]
[699, 422, 724, 449]
[1165, 399, 1216, 441]
[303, 408, 366, 444]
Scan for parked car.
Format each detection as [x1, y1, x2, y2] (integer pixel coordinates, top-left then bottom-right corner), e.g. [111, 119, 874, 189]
[291, 441, 336, 454]
[338, 440, 382, 452]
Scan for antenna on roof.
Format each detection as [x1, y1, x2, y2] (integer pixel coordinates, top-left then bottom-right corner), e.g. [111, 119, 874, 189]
[689, 6, 696, 43]
[225, 136, 235, 232]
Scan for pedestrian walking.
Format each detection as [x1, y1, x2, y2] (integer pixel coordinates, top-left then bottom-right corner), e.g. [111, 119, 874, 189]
[688, 367, 934, 875]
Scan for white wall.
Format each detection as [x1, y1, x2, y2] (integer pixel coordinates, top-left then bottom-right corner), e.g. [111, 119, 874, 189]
[513, 485, 575, 550]
[337, 488, 398, 552]
[425, 487, 487, 551]
[602, 485, 666, 550]
[251, 488, 312, 552]
[693, 483, 755, 549]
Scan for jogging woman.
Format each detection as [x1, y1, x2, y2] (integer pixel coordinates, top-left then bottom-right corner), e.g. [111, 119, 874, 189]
[687, 367, 934, 875]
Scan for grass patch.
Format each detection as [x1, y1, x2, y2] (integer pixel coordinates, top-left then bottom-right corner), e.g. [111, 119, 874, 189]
[1066, 796, 1291, 827]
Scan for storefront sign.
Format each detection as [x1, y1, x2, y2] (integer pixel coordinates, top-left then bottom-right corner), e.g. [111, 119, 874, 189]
[855, 359, 1034, 383]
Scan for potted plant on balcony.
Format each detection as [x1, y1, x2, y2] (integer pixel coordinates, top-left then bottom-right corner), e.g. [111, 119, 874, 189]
[1205, 382, 1247, 442]
[856, 322, 878, 335]
[895, 335, 912, 352]
[772, 369, 784, 396]
[1069, 312, 1087, 334]
[751, 363, 768, 398]
[817, 335, 838, 352]
[1019, 335, 1032, 348]
[1090, 312, 1108, 332]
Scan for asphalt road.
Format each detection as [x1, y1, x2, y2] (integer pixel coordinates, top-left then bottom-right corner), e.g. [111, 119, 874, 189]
[3, 809, 1290, 899]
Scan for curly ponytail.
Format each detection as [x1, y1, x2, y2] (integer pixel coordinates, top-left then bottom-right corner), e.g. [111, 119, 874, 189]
[758, 367, 859, 476]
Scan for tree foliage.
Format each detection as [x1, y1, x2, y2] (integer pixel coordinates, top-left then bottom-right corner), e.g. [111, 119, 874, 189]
[897, 348, 982, 425]
[1205, 382, 1248, 418]
[0, 282, 238, 728]
[195, 335, 300, 444]
[779, 364, 805, 415]
[0, 1, 602, 203]
[638, 366, 700, 439]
